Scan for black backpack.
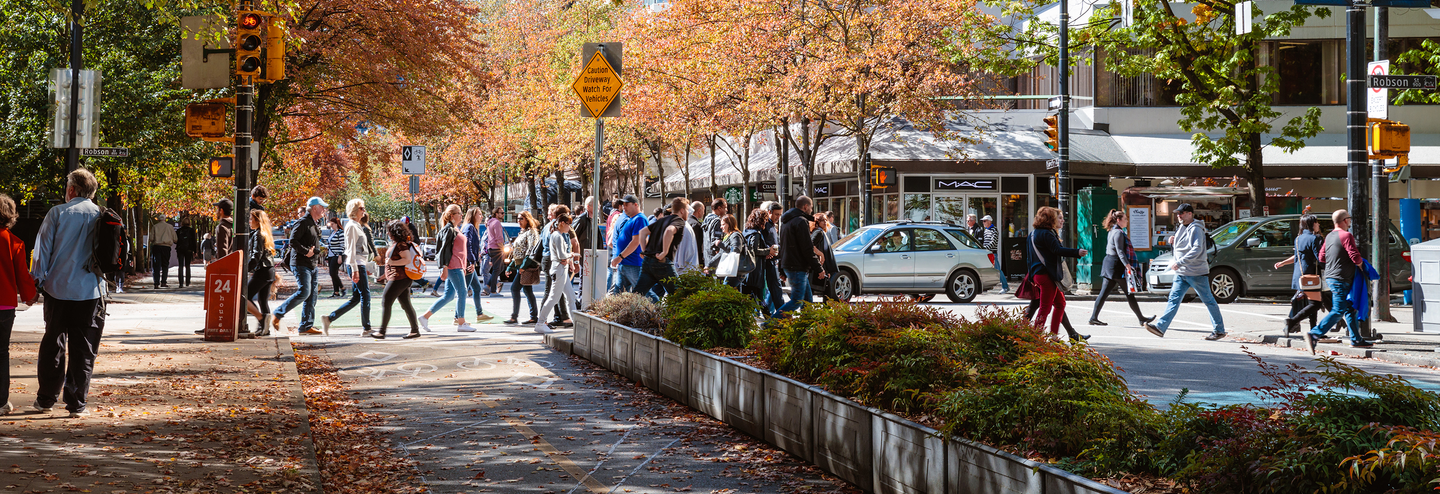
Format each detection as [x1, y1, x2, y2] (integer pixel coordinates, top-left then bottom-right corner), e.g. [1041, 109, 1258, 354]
[91, 208, 129, 276]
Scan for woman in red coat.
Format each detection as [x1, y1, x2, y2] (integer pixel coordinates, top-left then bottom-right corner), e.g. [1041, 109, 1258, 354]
[0, 193, 39, 415]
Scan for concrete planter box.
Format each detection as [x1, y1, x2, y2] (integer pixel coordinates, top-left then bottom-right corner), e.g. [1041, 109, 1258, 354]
[545, 332, 572, 355]
[656, 339, 688, 403]
[687, 349, 725, 420]
[608, 323, 635, 377]
[763, 374, 815, 462]
[873, 412, 944, 494]
[813, 388, 874, 492]
[589, 321, 611, 369]
[722, 358, 766, 440]
[947, 436, 1041, 494]
[571, 312, 591, 359]
[630, 331, 661, 389]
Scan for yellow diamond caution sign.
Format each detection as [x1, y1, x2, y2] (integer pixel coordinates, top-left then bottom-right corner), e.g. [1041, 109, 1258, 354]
[572, 51, 623, 118]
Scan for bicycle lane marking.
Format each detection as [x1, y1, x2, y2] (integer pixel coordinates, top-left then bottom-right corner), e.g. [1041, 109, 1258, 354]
[473, 390, 611, 494]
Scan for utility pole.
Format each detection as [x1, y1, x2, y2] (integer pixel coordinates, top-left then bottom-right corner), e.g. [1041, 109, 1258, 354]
[1057, 0, 1074, 250]
[1345, 0, 1372, 339]
[1371, 6, 1394, 324]
[232, 1, 256, 335]
[65, 0, 84, 173]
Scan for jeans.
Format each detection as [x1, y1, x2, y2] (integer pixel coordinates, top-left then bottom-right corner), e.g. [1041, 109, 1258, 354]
[37, 294, 105, 412]
[632, 258, 677, 302]
[992, 254, 1009, 292]
[0, 309, 12, 406]
[484, 249, 503, 292]
[776, 269, 813, 314]
[1312, 278, 1366, 344]
[1154, 274, 1226, 335]
[151, 245, 171, 287]
[177, 252, 193, 286]
[511, 277, 537, 320]
[328, 265, 371, 331]
[464, 269, 489, 316]
[764, 261, 785, 316]
[275, 265, 319, 330]
[610, 264, 641, 294]
[427, 267, 468, 320]
[327, 256, 346, 295]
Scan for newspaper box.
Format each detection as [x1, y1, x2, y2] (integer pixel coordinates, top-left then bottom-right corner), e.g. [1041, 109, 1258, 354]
[204, 251, 243, 341]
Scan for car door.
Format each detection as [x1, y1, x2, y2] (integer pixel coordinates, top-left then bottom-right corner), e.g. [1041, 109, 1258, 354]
[861, 228, 916, 290]
[1236, 219, 1298, 290]
[910, 228, 957, 289]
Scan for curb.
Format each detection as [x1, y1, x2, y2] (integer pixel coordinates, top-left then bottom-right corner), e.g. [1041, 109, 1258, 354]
[272, 337, 327, 493]
[1233, 330, 1440, 369]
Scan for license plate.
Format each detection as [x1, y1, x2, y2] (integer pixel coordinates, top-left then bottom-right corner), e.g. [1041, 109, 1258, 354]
[1149, 275, 1160, 285]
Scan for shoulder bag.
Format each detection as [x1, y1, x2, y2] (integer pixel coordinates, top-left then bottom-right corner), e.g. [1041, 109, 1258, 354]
[1014, 236, 1044, 300]
[404, 245, 427, 280]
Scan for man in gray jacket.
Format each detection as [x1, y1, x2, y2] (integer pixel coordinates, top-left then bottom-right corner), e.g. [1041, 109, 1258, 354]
[1144, 203, 1227, 340]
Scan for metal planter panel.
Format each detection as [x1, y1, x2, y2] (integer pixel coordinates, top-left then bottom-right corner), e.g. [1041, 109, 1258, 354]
[687, 349, 725, 421]
[812, 389, 874, 492]
[947, 436, 1041, 494]
[1041, 468, 1128, 494]
[571, 313, 591, 359]
[630, 332, 660, 389]
[763, 374, 814, 462]
[589, 321, 611, 369]
[657, 339, 688, 402]
[873, 412, 944, 494]
[722, 359, 766, 440]
[609, 323, 634, 377]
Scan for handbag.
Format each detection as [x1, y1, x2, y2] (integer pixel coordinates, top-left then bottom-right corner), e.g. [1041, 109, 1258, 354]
[518, 267, 541, 286]
[404, 245, 427, 280]
[716, 252, 741, 278]
[1015, 273, 1041, 300]
[1300, 274, 1323, 301]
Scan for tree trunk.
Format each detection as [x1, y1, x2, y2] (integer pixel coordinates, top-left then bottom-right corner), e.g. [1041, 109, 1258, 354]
[1247, 133, 1265, 219]
[681, 142, 692, 199]
[800, 117, 814, 195]
[526, 172, 540, 220]
[709, 136, 718, 201]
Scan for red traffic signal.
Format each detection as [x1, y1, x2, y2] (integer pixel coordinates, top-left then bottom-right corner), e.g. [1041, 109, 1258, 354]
[235, 12, 265, 77]
[869, 166, 896, 189]
[208, 156, 234, 178]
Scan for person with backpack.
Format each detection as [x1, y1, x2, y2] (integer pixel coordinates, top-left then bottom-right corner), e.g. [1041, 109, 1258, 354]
[271, 197, 327, 335]
[374, 220, 423, 339]
[28, 168, 107, 418]
[631, 198, 690, 301]
[702, 199, 727, 264]
[505, 211, 542, 324]
[175, 216, 197, 288]
[200, 233, 215, 264]
[0, 194, 38, 415]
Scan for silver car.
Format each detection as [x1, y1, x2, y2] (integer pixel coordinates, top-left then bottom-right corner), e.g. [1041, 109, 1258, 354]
[1146, 214, 1412, 303]
[830, 222, 1002, 303]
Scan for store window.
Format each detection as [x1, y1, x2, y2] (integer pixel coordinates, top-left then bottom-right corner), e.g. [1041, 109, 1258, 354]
[904, 194, 931, 221]
[1269, 40, 1335, 106]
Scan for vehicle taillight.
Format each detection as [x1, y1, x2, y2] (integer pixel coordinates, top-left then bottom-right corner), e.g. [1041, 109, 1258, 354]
[988, 253, 996, 265]
[1403, 251, 1411, 263]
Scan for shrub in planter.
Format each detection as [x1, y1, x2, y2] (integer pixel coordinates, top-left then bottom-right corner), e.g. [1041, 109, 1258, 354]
[590, 292, 662, 330]
[664, 271, 730, 307]
[662, 286, 761, 349]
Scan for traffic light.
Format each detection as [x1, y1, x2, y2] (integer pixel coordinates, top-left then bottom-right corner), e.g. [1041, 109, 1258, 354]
[234, 11, 264, 77]
[1042, 114, 1059, 152]
[869, 166, 896, 189]
[259, 16, 287, 83]
[1369, 120, 1410, 157]
[208, 156, 234, 177]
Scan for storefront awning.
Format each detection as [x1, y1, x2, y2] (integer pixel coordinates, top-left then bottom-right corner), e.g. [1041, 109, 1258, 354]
[1114, 133, 1440, 177]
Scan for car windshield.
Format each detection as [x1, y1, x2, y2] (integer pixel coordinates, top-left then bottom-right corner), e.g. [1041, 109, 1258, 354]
[835, 227, 884, 252]
[1210, 220, 1261, 247]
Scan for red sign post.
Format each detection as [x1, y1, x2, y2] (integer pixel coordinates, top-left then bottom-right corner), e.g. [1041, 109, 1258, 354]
[204, 251, 242, 342]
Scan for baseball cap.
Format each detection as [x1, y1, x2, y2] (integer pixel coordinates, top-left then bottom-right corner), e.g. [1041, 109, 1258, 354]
[1174, 203, 1195, 214]
[306, 197, 329, 208]
[214, 198, 233, 214]
[622, 194, 639, 204]
[981, 215, 993, 222]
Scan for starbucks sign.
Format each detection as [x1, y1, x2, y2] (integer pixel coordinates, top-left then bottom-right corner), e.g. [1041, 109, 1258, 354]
[723, 186, 744, 206]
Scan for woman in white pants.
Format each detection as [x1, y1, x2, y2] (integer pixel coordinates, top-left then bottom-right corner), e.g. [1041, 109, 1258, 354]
[535, 213, 576, 334]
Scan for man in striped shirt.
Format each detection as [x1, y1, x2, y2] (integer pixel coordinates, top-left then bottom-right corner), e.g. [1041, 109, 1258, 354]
[326, 217, 347, 297]
[981, 215, 1008, 293]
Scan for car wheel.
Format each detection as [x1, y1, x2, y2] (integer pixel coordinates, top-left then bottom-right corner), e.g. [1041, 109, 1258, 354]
[832, 270, 856, 302]
[910, 294, 936, 303]
[1208, 268, 1240, 304]
[945, 269, 979, 303]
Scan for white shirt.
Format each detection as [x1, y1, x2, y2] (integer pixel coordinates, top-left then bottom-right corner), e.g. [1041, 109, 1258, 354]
[674, 223, 700, 273]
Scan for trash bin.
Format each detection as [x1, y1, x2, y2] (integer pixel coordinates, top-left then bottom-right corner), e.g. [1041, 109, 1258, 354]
[1409, 237, 1440, 333]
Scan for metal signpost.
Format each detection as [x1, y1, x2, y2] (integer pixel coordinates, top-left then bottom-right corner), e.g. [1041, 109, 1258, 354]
[571, 42, 623, 308]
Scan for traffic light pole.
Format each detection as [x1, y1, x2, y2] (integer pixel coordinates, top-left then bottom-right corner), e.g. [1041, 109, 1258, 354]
[1372, 6, 1394, 324]
[234, 80, 253, 335]
[65, 0, 83, 173]
[1345, 1, 1373, 339]
[1057, 0, 1074, 253]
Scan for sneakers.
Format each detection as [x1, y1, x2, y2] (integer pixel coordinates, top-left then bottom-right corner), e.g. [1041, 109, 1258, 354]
[457, 324, 477, 332]
[419, 316, 432, 332]
[69, 409, 91, 418]
[474, 313, 495, 322]
[1303, 332, 1318, 355]
[32, 401, 53, 413]
[1144, 323, 1165, 338]
[321, 315, 332, 335]
[534, 324, 555, 334]
[362, 329, 374, 338]
[1352, 341, 1375, 348]
[0, 402, 12, 415]
[1204, 332, 1226, 341]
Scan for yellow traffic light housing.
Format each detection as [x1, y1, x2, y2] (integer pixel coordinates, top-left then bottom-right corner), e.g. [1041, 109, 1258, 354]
[1042, 114, 1059, 152]
[259, 16, 286, 83]
[208, 156, 234, 177]
[1369, 120, 1410, 157]
[234, 11, 264, 77]
[869, 166, 896, 189]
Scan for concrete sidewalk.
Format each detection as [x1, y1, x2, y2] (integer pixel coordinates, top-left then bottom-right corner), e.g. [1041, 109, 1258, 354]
[0, 317, 322, 492]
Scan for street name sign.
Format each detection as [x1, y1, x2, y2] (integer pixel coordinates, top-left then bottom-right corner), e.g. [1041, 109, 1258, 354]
[1369, 74, 1439, 90]
[401, 145, 425, 175]
[572, 43, 624, 118]
[81, 147, 129, 157]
